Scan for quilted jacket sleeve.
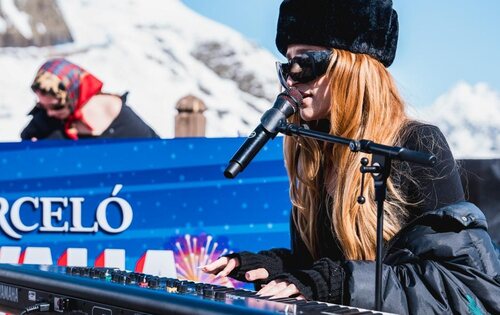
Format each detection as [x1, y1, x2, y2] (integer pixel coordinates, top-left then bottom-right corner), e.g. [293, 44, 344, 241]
[344, 202, 500, 315]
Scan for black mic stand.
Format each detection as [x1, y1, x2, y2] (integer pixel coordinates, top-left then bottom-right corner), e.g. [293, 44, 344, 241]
[276, 123, 436, 311]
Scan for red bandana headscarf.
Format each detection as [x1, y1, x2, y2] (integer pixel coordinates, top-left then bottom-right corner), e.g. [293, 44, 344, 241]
[31, 58, 103, 139]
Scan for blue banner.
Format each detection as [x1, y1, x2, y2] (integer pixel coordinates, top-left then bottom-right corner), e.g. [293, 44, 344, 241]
[0, 138, 291, 285]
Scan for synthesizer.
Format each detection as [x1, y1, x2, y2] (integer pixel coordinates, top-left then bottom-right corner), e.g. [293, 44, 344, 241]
[0, 264, 393, 315]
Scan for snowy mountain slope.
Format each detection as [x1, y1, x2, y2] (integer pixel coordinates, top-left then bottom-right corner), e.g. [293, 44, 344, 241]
[417, 82, 500, 159]
[0, 0, 280, 141]
[0, 0, 498, 159]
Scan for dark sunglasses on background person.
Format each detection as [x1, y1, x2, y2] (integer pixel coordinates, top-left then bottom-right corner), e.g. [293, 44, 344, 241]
[276, 50, 332, 87]
[36, 101, 67, 111]
[31, 81, 66, 95]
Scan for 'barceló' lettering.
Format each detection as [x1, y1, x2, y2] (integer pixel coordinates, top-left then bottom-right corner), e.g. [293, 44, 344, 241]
[0, 184, 133, 239]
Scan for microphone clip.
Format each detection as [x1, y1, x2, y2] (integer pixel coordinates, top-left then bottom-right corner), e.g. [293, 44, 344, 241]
[357, 157, 382, 204]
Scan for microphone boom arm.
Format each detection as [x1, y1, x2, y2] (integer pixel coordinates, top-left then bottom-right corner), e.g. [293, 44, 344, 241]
[278, 123, 436, 166]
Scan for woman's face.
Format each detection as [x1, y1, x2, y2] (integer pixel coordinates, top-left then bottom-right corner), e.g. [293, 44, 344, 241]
[286, 44, 332, 121]
[35, 90, 71, 120]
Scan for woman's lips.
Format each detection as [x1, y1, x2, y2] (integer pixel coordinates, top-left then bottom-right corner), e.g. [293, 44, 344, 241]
[297, 91, 312, 108]
[300, 90, 312, 98]
[301, 94, 313, 106]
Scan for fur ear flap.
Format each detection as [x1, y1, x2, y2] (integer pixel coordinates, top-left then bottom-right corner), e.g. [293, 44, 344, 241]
[276, 0, 398, 67]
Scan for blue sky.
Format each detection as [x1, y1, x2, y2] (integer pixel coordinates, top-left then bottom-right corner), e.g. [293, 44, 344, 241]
[181, 0, 499, 108]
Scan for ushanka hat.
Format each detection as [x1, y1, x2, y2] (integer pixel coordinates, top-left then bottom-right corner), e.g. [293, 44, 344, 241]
[276, 0, 399, 67]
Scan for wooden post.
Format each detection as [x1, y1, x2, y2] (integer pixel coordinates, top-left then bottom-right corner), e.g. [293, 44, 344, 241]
[175, 95, 207, 137]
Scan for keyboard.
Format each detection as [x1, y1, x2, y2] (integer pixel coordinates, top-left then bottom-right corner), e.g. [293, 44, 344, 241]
[0, 264, 394, 314]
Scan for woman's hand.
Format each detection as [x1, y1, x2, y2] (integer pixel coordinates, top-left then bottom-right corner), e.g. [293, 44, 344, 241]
[257, 279, 305, 299]
[200, 256, 270, 281]
[200, 256, 239, 278]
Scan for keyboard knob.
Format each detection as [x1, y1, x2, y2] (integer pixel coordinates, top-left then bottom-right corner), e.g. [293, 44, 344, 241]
[215, 291, 227, 300]
[148, 277, 160, 289]
[203, 288, 215, 298]
[195, 283, 205, 294]
[178, 284, 189, 293]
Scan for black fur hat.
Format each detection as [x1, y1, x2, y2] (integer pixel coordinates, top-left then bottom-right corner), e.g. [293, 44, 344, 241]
[276, 0, 399, 67]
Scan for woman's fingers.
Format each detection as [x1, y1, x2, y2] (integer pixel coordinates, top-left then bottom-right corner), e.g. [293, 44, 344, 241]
[258, 280, 303, 299]
[201, 259, 303, 299]
[200, 257, 229, 274]
[245, 268, 269, 281]
[200, 257, 240, 277]
[270, 283, 300, 299]
[215, 258, 239, 278]
[257, 280, 287, 297]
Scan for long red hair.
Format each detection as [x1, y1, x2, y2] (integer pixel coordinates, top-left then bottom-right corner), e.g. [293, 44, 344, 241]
[284, 49, 411, 260]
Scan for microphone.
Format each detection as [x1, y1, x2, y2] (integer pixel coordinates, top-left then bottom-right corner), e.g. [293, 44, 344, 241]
[224, 88, 303, 179]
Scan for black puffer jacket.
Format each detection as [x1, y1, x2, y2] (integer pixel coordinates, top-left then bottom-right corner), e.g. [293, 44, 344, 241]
[21, 93, 159, 140]
[232, 202, 500, 314]
[344, 201, 500, 314]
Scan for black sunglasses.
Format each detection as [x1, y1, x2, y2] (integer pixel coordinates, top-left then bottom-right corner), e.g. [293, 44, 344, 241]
[276, 50, 332, 86]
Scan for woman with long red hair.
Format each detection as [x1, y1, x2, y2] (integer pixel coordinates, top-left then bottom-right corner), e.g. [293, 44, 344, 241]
[203, 0, 500, 313]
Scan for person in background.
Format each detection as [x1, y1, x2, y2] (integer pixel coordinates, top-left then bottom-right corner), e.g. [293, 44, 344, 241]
[21, 58, 159, 140]
[202, 0, 500, 314]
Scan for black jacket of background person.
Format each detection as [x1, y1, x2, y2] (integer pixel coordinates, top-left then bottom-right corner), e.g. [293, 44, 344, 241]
[21, 93, 159, 140]
[229, 123, 500, 314]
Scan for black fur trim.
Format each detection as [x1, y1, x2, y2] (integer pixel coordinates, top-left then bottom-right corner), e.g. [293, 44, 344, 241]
[276, 0, 399, 67]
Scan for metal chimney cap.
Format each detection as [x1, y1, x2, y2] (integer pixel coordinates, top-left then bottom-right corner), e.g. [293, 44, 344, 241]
[176, 95, 207, 113]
